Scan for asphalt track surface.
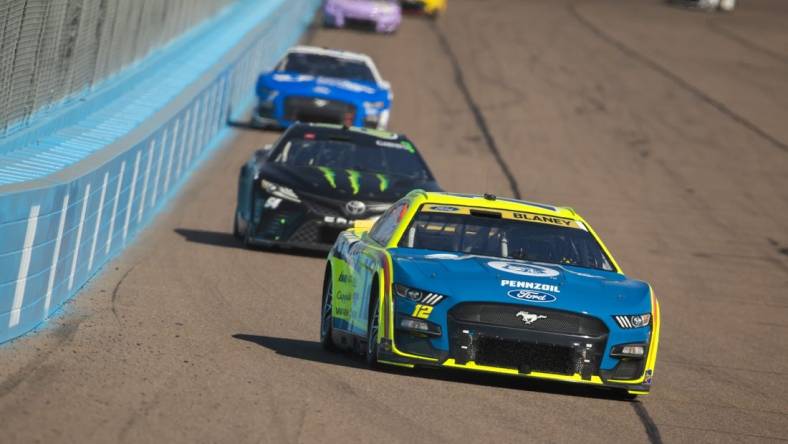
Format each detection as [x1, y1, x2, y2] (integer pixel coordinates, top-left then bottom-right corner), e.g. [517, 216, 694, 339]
[2, 0, 787, 442]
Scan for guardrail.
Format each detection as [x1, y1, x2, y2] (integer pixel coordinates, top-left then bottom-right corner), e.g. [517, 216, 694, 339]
[0, 0, 321, 344]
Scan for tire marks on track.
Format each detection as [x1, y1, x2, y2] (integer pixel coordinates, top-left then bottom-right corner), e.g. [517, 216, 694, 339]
[568, 2, 788, 153]
[706, 20, 788, 65]
[631, 401, 664, 444]
[428, 21, 522, 199]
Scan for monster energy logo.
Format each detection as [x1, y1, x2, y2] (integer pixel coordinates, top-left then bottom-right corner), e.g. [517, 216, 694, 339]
[318, 166, 336, 188]
[347, 170, 361, 195]
[376, 173, 389, 192]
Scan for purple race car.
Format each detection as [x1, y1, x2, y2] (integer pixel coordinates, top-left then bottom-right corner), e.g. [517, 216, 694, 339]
[324, 0, 402, 33]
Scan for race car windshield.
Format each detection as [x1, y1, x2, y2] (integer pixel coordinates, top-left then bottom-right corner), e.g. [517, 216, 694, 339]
[278, 53, 376, 83]
[400, 210, 614, 271]
[272, 138, 431, 179]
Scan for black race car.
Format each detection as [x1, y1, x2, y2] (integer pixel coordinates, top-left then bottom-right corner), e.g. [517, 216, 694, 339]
[233, 123, 441, 250]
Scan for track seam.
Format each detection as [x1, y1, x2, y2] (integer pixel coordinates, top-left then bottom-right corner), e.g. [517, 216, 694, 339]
[706, 19, 788, 65]
[631, 402, 664, 444]
[428, 21, 522, 199]
[568, 2, 787, 153]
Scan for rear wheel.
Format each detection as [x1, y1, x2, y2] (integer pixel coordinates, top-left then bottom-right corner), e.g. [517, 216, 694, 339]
[365, 294, 380, 368]
[320, 270, 337, 351]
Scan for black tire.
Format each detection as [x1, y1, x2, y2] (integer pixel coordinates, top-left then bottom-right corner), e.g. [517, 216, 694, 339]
[243, 222, 254, 248]
[365, 293, 380, 368]
[320, 269, 337, 351]
[233, 212, 242, 240]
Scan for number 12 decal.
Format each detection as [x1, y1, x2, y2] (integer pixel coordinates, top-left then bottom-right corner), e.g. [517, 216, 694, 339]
[411, 305, 433, 319]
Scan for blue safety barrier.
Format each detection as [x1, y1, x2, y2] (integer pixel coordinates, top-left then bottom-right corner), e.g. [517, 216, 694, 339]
[0, 0, 321, 344]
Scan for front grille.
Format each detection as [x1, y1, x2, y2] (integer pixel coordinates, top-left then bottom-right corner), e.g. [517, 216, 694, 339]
[450, 303, 608, 337]
[475, 336, 576, 375]
[302, 198, 343, 218]
[256, 211, 302, 240]
[283, 96, 355, 125]
[289, 220, 320, 243]
[289, 220, 343, 245]
[344, 18, 377, 30]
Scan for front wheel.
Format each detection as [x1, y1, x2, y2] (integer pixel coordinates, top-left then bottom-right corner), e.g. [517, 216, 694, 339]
[365, 296, 380, 368]
[233, 212, 242, 240]
[320, 271, 337, 351]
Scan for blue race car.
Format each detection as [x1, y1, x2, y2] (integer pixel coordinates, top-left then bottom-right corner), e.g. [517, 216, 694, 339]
[322, 191, 660, 398]
[254, 46, 393, 130]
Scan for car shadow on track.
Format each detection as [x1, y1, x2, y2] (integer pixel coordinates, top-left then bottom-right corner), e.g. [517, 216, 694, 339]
[174, 228, 326, 258]
[232, 334, 634, 401]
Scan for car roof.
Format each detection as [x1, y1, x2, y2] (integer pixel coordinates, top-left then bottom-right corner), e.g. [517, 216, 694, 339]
[288, 45, 371, 63]
[285, 46, 383, 84]
[415, 191, 579, 219]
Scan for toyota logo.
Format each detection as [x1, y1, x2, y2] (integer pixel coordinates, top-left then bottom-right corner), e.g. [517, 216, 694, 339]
[345, 200, 366, 216]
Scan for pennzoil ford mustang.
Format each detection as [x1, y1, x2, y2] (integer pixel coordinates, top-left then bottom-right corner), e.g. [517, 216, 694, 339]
[233, 123, 440, 251]
[321, 191, 660, 397]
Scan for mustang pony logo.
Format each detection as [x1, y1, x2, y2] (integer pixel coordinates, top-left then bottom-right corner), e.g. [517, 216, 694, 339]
[516, 311, 547, 325]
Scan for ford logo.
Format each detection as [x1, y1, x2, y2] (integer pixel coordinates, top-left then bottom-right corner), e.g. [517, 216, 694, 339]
[507, 289, 557, 303]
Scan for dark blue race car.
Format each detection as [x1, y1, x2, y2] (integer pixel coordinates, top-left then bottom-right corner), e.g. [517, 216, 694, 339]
[233, 123, 440, 251]
[254, 46, 393, 130]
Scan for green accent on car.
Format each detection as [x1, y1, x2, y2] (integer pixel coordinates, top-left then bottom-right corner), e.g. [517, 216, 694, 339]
[376, 173, 389, 192]
[347, 169, 361, 195]
[401, 140, 416, 153]
[318, 166, 337, 188]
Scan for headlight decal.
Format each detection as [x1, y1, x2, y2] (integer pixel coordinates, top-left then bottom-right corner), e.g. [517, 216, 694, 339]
[614, 314, 651, 329]
[394, 284, 445, 306]
[260, 179, 300, 202]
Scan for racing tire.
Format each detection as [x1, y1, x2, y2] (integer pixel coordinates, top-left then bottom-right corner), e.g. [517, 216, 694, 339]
[365, 293, 380, 368]
[320, 269, 338, 351]
[233, 212, 242, 240]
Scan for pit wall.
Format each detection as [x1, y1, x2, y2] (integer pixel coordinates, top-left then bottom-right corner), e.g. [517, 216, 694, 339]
[0, 0, 321, 343]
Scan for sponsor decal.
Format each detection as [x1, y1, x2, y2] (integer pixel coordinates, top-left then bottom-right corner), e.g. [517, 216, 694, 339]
[324, 216, 349, 225]
[375, 173, 389, 192]
[429, 205, 460, 212]
[488, 261, 560, 277]
[376, 140, 404, 149]
[511, 211, 573, 227]
[400, 140, 416, 153]
[264, 197, 282, 209]
[313, 86, 331, 95]
[424, 253, 463, 260]
[500, 279, 560, 293]
[346, 169, 361, 195]
[318, 166, 336, 188]
[516, 311, 547, 325]
[507, 289, 557, 303]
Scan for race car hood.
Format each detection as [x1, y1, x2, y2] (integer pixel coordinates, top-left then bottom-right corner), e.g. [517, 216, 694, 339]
[257, 71, 390, 105]
[388, 249, 652, 318]
[258, 163, 437, 202]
